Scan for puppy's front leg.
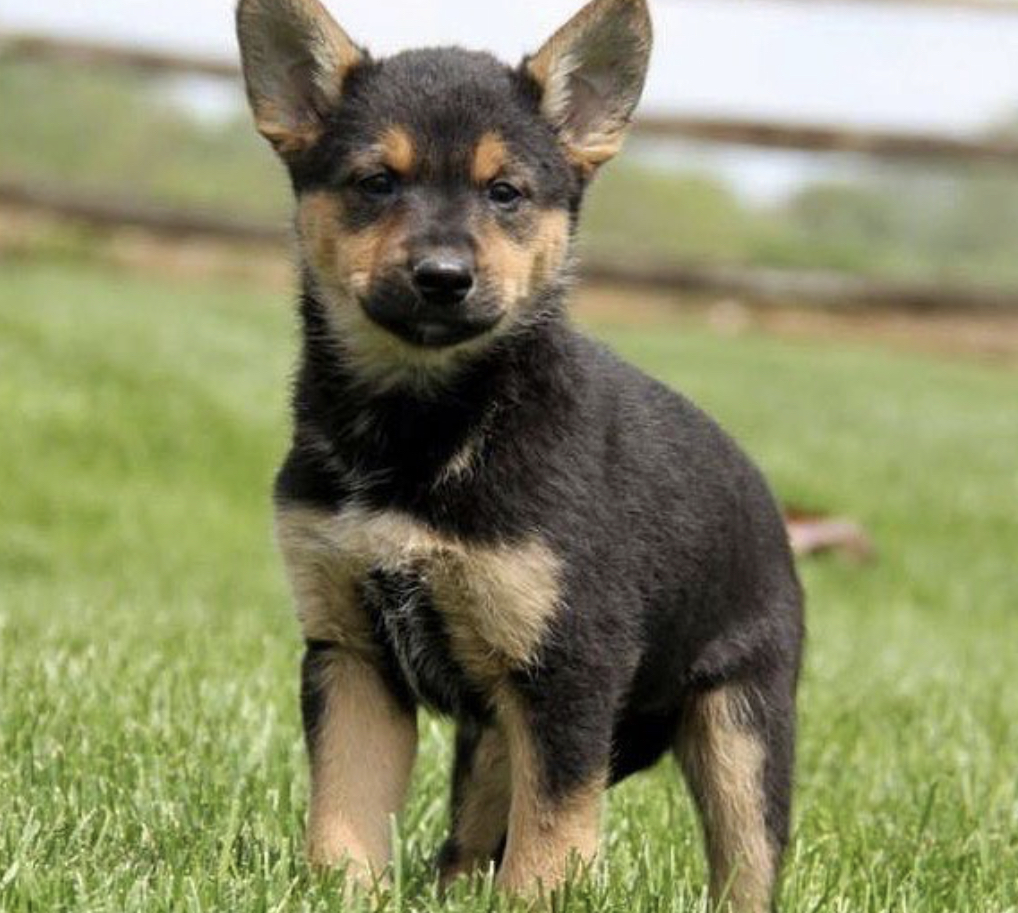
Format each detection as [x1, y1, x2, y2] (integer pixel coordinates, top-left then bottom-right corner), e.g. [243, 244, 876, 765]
[301, 643, 418, 882]
[495, 692, 607, 896]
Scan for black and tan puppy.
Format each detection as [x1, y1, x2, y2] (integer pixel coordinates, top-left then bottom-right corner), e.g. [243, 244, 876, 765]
[236, 0, 804, 908]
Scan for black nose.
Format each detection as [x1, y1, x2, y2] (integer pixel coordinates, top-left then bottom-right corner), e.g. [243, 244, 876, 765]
[412, 256, 474, 305]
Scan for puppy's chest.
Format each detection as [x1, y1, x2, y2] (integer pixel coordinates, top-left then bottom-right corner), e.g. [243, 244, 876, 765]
[362, 566, 483, 716]
[281, 505, 562, 713]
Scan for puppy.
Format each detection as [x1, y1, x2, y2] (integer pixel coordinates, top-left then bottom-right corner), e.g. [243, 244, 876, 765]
[236, 0, 804, 909]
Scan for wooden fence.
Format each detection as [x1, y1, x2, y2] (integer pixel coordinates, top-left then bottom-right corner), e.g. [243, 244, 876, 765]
[5, 32, 1018, 165]
[2, 28, 1018, 311]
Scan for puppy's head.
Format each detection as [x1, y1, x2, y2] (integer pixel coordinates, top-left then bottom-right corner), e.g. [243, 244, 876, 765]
[237, 0, 651, 388]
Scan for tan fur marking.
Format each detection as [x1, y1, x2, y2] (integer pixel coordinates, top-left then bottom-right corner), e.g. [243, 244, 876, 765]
[496, 692, 604, 894]
[530, 209, 572, 292]
[251, 100, 323, 156]
[434, 436, 481, 487]
[306, 652, 417, 880]
[526, 35, 574, 124]
[380, 125, 416, 175]
[434, 405, 497, 488]
[276, 504, 561, 687]
[441, 727, 512, 884]
[472, 131, 508, 184]
[676, 687, 775, 913]
[563, 137, 626, 177]
[297, 191, 344, 287]
[275, 505, 376, 655]
[476, 209, 570, 314]
[298, 190, 402, 297]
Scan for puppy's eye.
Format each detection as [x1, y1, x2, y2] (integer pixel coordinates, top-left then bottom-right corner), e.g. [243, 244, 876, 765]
[358, 171, 398, 197]
[487, 180, 523, 209]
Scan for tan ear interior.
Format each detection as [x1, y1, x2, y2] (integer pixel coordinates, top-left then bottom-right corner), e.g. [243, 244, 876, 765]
[525, 0, 651, 175]
[236, 0, 364, 157]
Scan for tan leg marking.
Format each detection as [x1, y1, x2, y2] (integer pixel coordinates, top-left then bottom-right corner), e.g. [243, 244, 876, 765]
[279, 504, 563, 888]
[675, 686, 775, 913]
[441, 726, 512, 884]
[306, 651, 417, 881]
[496, 692, 604, 895]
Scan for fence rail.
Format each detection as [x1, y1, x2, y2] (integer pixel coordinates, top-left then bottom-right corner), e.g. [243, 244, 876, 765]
[0, 178, 285, 244]
[3, 32, 1018, 165]
[4, 176, 1016, 313]
[581, 255, 1018, 313]
[635, 115, 1018, 165]
[3, 30, 1018, 311]
[0, 33, 239, 79]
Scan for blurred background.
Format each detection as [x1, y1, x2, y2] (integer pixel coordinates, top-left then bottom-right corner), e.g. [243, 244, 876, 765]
[5, 0, 1018, 346]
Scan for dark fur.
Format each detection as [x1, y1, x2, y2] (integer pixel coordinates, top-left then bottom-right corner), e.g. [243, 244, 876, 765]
[287, 322, 803, 793]
[239, 0, 803, 904]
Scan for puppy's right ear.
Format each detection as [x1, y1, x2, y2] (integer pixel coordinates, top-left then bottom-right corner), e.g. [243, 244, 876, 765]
[525, 0, 651, 177]
[236, 0, 364, 158]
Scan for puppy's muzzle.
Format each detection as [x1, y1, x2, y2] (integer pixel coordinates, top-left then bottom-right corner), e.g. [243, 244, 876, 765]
[363, 256, 503, 348]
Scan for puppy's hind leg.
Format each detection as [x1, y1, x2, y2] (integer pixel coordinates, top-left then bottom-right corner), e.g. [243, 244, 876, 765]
[674, 672, 796, 913]
[494, 691, 609, 896]
[436, 721, 512, 885]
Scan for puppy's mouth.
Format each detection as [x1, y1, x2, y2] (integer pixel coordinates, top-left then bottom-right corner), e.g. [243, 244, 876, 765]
[360, 280, 504, 349]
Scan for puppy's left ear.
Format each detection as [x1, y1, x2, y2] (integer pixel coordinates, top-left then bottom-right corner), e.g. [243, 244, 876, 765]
[524, 0, 652, 176]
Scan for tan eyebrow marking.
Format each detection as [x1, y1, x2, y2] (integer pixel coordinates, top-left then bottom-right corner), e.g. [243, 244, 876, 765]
[379, 125, 416, 174]
[472, 131, 509, 184]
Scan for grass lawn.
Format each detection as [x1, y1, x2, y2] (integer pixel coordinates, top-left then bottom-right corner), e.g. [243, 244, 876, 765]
[1, 258, 1016, 912]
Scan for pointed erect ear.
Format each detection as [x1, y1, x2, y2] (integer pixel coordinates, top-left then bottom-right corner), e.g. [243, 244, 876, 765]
[236, 0, 365, 158]
[524, 0, 651, 176]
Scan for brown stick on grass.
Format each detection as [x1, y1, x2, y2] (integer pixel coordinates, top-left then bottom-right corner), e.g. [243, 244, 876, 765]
[785, 508, 875, 561]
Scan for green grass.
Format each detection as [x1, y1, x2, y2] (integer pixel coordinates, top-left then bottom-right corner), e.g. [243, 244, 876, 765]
[0, 61, 289, 220]
[1, 258, 1016, 912]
